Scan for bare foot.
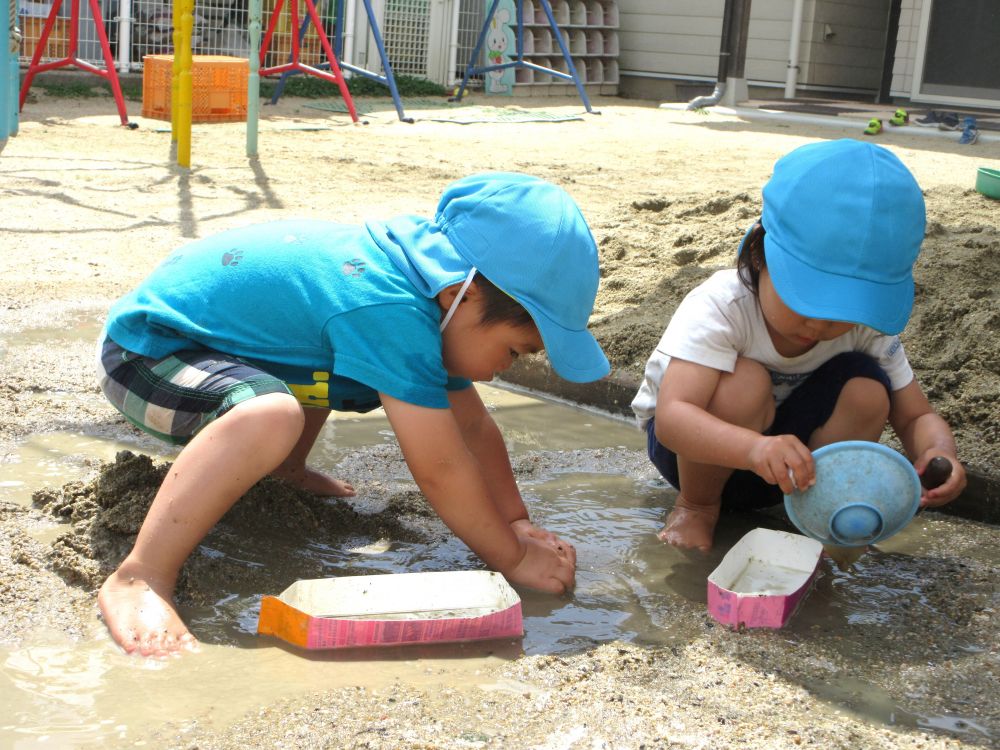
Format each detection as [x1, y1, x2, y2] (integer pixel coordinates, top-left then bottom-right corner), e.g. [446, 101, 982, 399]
[272, 465, 356, 497]
[656, 496, 720, 552]
[98, 563, 199, 658]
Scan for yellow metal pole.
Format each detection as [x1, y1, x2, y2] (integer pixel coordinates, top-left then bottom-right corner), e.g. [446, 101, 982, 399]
[176, 0, 194, 167]
[171, 0, 180, 141]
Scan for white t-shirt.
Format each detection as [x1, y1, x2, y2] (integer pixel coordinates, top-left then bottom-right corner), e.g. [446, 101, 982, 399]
[630, 270, 914, 428]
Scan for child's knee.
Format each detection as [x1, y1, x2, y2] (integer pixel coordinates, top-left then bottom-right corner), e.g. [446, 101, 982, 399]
[710, 357, 774, 429]
[259, 392, 306, 429]
[839, 376, 891, 422]
[224, 392, 305, 441]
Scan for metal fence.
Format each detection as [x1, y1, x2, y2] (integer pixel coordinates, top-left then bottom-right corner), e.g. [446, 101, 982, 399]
[451, 0, 482, 84]
[16, 0, 485, 85]
[379, 0, 428, 77]
[18, 0, 249, 69]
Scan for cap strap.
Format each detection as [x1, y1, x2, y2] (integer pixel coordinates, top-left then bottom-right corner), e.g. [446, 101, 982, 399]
[439, 267, 477, 332]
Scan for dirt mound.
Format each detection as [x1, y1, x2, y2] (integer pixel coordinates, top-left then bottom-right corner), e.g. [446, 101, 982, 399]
[31, 451, 435, 602]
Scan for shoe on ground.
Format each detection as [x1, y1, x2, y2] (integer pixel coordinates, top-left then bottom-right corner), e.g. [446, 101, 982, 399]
[889, 108, 909, 126]
[864, 117, 883, 135]
[959, 116, 979, 145]
[937, 111, 961, 130]
[915, 110, 944, 126]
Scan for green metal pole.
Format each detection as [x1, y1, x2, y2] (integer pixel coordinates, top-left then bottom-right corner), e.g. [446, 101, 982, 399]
[247, 0, 261, 156]
[2, 0, 20, 148]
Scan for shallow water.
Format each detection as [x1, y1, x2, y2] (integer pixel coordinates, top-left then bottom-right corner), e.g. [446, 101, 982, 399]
[1, 628, 524, 748]
[0, 385, 996, 746]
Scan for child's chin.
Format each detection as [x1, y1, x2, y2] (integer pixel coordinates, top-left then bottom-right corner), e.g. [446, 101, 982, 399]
[448, 368, 489, 382]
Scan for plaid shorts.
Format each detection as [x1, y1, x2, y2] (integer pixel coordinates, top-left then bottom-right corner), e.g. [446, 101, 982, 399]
[96, 334, 291, 445]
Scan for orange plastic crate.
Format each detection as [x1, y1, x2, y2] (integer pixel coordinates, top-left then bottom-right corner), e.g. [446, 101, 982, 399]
[142, 54, 249, 124]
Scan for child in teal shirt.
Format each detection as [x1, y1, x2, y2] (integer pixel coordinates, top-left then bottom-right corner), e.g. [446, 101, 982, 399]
[97, 173, 609, 657]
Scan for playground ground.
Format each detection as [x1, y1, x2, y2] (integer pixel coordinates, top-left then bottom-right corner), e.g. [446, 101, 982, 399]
[1, 89, 999, 748]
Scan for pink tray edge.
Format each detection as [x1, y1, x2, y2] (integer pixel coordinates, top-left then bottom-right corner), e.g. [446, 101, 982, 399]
[707, 571, 818, 629]
[303, 601, 524, 649]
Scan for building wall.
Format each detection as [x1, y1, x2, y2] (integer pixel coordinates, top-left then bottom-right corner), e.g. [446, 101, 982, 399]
[801, 0, 890, 90]
[618, 0, 730, 81]
[619, 0, 890, 97]
[618, 0, 795, 84]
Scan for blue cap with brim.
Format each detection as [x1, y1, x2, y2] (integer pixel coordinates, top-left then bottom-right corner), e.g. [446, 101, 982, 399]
[366, 173, 610, 383]
[760, 139, 925, 335]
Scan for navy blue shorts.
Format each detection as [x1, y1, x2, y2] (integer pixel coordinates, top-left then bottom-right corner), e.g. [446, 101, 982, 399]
[646, 351, 892, 510]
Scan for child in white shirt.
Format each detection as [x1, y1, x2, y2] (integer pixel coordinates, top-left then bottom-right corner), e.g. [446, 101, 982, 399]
[631, 140, 966, 552]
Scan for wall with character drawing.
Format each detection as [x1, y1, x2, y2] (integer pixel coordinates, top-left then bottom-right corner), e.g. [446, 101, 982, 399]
[483, 0, 515, 95]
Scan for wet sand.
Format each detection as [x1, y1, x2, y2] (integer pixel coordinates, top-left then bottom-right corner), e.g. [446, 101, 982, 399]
[1, 91, 999, 748]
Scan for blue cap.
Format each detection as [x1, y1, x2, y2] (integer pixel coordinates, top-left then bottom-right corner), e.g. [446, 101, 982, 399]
[436, 173, 610, 383]
[761, 140, 926, 335]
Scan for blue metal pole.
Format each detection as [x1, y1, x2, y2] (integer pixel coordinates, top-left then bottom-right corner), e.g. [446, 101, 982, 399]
[452, 0, 593, 113]
[451, 0, 499, 102]
[357, 0, 407, 121]
[537, 0, 591, 112]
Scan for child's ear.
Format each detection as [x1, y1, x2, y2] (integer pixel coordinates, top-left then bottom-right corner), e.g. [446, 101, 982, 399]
[437, 278, 481, 311]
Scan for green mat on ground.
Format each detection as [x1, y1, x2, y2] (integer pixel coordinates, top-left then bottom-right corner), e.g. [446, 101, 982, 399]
[421, 106, 584, 124]
[304, 98, 455, 116]
[304, 100, 584, 123]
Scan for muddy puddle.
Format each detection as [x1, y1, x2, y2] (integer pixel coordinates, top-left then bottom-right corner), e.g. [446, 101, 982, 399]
[1, 385, 998, 747]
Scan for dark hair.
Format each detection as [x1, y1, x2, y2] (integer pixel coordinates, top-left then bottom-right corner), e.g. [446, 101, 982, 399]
[475, 273, 535, 329]
[736, 221, 767, 296]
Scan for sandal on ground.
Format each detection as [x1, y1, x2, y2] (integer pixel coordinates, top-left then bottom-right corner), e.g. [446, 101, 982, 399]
[863, 117, 883, 135]
[889, 108, 909, 126]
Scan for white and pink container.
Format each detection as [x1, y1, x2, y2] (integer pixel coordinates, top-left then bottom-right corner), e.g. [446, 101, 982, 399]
[707, 528, 822, 629]
[257, 570, 523, 650]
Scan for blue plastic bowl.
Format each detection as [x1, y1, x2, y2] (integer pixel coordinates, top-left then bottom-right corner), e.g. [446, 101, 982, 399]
[784, 441, 921, 547]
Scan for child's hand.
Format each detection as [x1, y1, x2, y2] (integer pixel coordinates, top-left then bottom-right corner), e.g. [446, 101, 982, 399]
[748, 434, 815, 494]
[915, 453, 966, 507]
[504, 536, 576, 595]
[509, 519, 578, 569]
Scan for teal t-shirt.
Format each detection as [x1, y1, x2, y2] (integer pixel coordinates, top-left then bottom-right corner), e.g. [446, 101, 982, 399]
[106, 220, 470, 410]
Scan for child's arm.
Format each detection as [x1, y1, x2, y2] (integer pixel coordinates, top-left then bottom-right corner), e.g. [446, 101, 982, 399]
[447, 386, 577, 565]
[656, 358, 814, 493]
[889, 380, 967, 506]
[380, 392, 575, 594]
[446, 386, 528, 524]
